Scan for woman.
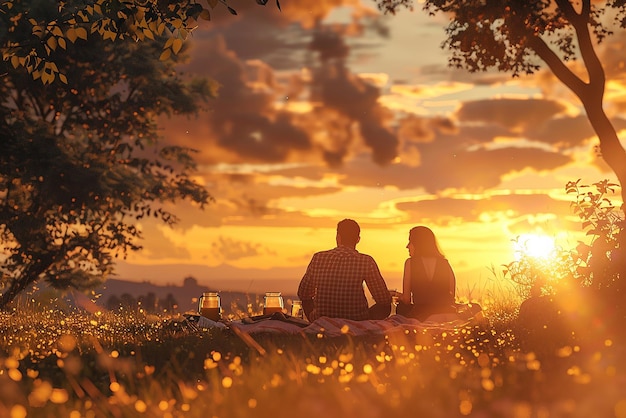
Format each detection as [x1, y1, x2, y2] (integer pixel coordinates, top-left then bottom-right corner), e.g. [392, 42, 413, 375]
[396, 226, 456, 320]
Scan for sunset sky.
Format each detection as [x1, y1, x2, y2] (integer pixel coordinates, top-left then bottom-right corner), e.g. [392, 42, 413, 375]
[114, 0, 624, 298]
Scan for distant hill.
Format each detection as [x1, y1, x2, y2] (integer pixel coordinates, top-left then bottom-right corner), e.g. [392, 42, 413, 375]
[94, 276, 298, 316]
[94, 276, 207, 312]
[9, 275, 299, 316]
[111, 261, 305, 294]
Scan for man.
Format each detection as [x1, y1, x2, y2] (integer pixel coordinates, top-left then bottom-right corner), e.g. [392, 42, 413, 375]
[298, 219, 392, 321]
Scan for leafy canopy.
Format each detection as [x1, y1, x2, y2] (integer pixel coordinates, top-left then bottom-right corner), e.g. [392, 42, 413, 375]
[0, 0, 238, 84]
[377, 0, 626, 77]
[0, 0, 218, 308]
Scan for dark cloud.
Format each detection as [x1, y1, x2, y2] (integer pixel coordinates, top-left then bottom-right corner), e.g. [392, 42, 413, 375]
[265, 158, 419, 189]
[456, 101, 618, 151]
[360, 119, 399, 165]
[309, 29, 351, 61]
[162, 11, 399, 167]
[457, 99, 566, 131]
[158, 2, 583, 230]
[455, 124, 514, 143]
[383, 99, 578, 193]
[396, 197, 476, 224]
[398, 115, 460, 145]
[526, 115, 595, 148]
[191, 14, 310, 71]
[191, 1, 387, 70]
[398, 115, 435, 143]
[416, 63, 512, 86]
[413, 143, 572, 193]
[395, 113, 575, 191]
[219, 112, 311, 162]
[309, 29, 399, 165]
[432, 116, 458, 134]
[397, 121, 574, 193]
[156, 171, 342, 229]
[163, 34, 314, 164]
[395, 194, 572, 225]
[210, 236, 276, 261]
[268, 135, 572, 194]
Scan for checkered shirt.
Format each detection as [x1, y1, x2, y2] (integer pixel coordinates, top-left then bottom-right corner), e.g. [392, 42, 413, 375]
[298, 245, 391, 321]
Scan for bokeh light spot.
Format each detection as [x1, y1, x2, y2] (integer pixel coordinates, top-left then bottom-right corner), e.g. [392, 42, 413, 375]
[10, 405, 27, 418]
[615, 400, 626, 418]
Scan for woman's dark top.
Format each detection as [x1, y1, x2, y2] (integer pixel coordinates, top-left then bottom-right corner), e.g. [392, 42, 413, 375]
[396, 257, 456, 320]
[409, 256, 455, 309]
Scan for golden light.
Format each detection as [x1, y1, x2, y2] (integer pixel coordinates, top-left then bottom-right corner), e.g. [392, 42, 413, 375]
[513, 233, 557, 260]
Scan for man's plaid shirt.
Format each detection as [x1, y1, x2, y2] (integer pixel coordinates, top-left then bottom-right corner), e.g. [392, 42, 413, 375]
[298, 245, 391, 321]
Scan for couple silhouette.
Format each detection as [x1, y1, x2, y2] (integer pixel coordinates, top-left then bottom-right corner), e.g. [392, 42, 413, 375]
[297, 219, 456, 322]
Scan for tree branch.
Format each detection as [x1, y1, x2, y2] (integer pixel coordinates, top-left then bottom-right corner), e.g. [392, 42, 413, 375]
[570, 0, 606, 98]
[555, 0, 580, 18]
[527, 35, 587, 99]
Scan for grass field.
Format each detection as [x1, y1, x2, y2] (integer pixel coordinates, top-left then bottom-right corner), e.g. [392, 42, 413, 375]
[0, 294, 625, 418]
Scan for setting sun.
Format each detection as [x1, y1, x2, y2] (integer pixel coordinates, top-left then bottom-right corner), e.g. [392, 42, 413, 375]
[514, 234, 557, 260]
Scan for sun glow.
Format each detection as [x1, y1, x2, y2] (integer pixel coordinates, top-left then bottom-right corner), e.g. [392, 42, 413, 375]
[513, 233, 557, 260]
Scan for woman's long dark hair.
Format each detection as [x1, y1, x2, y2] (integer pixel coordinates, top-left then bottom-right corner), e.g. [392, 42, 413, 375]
[409, 226, 445, 258]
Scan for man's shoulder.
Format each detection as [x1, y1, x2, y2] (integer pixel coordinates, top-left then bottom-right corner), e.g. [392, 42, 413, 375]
[312, 248, 338, 258]
[316, 247, 338, 254]
[313, 247, 377, 261]
[351, 247, 374, 258]
[352, 251, 380, 268]
[356, 251, 376, 261]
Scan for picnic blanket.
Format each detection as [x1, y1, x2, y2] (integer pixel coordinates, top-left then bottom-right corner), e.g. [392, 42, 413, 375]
[188, 303, 486, 338]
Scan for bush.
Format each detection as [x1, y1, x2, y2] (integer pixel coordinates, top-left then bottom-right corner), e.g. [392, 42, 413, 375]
[504, 179, 625, 299]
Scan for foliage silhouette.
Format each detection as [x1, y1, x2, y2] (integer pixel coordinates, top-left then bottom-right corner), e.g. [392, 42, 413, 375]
[0, 1, 217, 308]
[0, 0, 247, 84]
[504, 180, 624, 299]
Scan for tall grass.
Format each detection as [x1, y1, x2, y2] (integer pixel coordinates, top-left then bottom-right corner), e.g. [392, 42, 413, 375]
[1, 294, 624, 418]
[455, 265, 523, 332]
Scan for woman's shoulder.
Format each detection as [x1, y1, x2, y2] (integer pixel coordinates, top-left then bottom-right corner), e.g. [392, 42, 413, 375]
[411, 255, 444, 261]
[435, 256, 452, 265]
[414, 256, 451, 268]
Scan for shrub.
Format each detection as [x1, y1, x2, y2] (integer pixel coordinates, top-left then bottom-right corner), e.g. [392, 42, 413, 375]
[504, 179, 624, 299]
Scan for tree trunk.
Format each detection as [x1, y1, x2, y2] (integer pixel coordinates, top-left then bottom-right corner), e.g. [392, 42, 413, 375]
[0, 278, 34, 309]
[582, 103, 626, 210]
[0, 256, 52, 310]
